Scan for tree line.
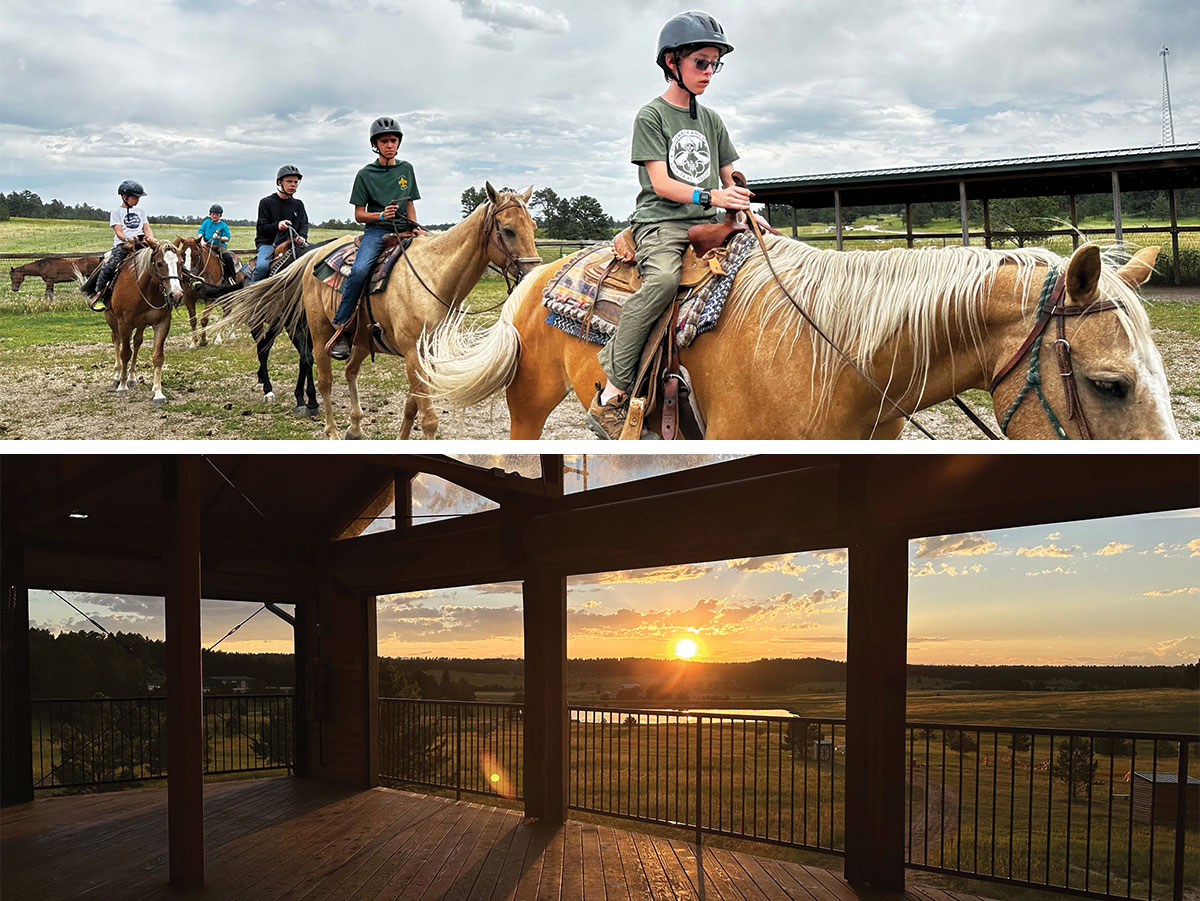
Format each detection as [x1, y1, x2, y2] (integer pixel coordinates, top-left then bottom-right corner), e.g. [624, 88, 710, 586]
[30, 629, 1196, 700]
[461, 185, 619, 240]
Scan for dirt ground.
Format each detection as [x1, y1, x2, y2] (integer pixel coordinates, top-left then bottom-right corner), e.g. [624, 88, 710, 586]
[0, 287, 1195, 442]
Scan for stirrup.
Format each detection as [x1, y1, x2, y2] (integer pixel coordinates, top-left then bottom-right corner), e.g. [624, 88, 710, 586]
[324, 322, 352, 360]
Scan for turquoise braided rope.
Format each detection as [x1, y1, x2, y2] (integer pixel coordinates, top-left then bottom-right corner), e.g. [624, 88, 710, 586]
[999, 268, 1070, 439]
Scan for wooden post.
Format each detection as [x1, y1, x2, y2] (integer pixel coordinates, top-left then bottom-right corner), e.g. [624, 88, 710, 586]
[982, 198, 992, 249]
[1168, 188, 1181, 285]
[842, 459, 908, 891]
[905, 203, 914, 249]
[1112, 171, 1124, 245]
[0, 513, 33, 806]
[791, 205, 797, 238]
[365, 595, 379, 789]
[1069, 194, 1079, 249]
[396, 473, 413, 530]
[958, 181, 970, 246]
[163, 456, 205, 890]
[834, 190, 843, 251]
[523, 455, 566, 823]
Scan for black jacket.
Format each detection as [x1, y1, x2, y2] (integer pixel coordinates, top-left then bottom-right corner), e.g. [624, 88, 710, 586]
[255, 193, 309, 247]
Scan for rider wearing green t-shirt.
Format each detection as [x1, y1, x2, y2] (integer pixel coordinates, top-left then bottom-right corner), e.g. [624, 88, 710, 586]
[326, 116, 426, 361]
[587, 11, 751, 440]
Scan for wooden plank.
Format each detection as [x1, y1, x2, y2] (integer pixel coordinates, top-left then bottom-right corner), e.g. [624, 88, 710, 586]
[579, 823, 606, 901]
[560, 821, 588, 901]
[533, 823, 566, 901]
[708, 846, 786, 901]
[612, 826, 656, 901]
[798, 863, 860, 900]
[754, 856, 832, 901]
[491, 819, 541, 901]
[596, 825, 633, 901]
[512, 824, 553, 901]
[433, 803, 513, 900]
[390, 800, 488, 900]
[670, 839, 739, 900]
[413, 803, 502, 900]
[629, 830, 686, 900]
[463, 809, 523, 901]
[347, 794, 471, 900]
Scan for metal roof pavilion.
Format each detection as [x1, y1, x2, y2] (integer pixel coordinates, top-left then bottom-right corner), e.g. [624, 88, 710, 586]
[748, 143, 1200, 208]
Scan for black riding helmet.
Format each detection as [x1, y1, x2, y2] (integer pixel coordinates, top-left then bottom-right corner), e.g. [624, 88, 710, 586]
[656, 11, 733, 119]
[370, 116, 403, 150]
[117, 179, 146, 197]
[209, 204, 223, 214]
[276, 165, 303, 184]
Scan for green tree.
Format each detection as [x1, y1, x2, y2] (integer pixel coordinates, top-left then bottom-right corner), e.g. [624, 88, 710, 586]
[1053, 737, 1098, 800]
[1007, 732, 1032, 752]
[250, 713, 293, 767]
[990, 196, 1062, 247]
[461, 186, 489, 217]
[944, 729, 979, 753]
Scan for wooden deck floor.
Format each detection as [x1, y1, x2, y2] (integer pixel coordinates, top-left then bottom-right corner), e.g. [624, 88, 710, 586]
[1, 777, 994, 900]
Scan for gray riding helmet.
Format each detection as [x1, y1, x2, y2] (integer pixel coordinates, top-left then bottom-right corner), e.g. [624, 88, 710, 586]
[117, 179, 146, 197]
[209, 203, 223, 214]
[655, 11, 733, 77]
[370, 116, 403, 149]
[276, 164, 303, 183]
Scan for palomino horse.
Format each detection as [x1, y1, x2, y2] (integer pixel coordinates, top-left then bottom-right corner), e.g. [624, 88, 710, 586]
[174, 236, 239, 348]
[224, 184, 539, 439]
[419, 239, 1178, 439]
[91, 241, 186, 404]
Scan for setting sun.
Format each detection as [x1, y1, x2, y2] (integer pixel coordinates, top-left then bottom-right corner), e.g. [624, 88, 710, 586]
[674, 638, 698, 659]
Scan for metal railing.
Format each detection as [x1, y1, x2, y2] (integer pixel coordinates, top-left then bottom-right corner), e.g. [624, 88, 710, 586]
[906, 723, 1197, 901]
[378, 698, 524, 801]
[378, 700, 1197, 900]
[31, 694, 294, 790]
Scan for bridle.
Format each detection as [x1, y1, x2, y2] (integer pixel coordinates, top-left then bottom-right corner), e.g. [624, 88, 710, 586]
[991, 267, 1120, 440]
[398, 198, 540, 314]
[139, 245, 185, 310]
[480, 199, 541, 295]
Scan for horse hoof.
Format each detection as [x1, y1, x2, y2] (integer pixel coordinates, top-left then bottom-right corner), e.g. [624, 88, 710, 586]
[294, 405, 313, 417]
[346, 432, 363, 441]
[153, 396, 166, 407]
[112, 380, 120, 390]
[264, 391, 276, 403]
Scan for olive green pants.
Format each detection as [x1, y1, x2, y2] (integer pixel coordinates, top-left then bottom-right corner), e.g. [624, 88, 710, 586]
[598, 219, 695, 392]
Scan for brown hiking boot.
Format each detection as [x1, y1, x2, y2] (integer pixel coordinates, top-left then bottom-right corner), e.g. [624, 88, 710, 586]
[586, 386, 630, 440]
[325, 323, 352, 361]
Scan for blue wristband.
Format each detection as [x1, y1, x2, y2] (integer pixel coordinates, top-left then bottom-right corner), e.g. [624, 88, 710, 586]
[692, 188, 701, 205]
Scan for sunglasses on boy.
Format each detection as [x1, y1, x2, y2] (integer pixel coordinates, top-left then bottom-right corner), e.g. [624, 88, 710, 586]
[689, 57, 724, 73]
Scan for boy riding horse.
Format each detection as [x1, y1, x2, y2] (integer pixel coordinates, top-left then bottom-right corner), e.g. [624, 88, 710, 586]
[87, 180, 156, 310]
[251, 165, 309, 284]
[586, 10, 751, 439]
[196, 203, 239, 284]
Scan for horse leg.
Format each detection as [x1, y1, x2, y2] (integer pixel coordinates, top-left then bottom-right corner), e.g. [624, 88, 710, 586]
[44, 282, 53, 304]
[310, 340, 340, 439]
[184, 297, 198, 349]
[199, 303, 210, 348]
[150, 316, 170, 405]
[344, 346, 369, 440]
[292, 326, 318, 416]
[253, 322, 278, 403]
[130, 326, 146, 385]
[399, 358, 440, 440]
[116, 327, 133, 397]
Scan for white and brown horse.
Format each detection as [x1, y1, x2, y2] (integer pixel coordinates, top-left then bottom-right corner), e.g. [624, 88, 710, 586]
[222, 184, 540, 439]
[174, 236, 238, 348]
[86, 241, 186, 404]
[419, 239, 1178, 440]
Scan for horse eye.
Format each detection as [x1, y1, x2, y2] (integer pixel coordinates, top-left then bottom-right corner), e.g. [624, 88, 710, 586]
[502, 227, 517, 239]
[1089, 377, 1130, 400]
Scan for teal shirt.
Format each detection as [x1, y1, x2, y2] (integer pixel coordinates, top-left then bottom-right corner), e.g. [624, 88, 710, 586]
[629, 97, 738, 224]
[197, 218, 230, 246]
[350, 160, 421, 231]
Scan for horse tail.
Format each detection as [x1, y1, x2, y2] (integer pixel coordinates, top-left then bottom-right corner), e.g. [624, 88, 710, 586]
[418, 272, 533, 408]
[215, 245, 324, 339]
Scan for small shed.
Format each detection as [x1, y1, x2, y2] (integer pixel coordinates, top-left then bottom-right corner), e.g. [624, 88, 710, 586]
[1131, 772, 1200, 826]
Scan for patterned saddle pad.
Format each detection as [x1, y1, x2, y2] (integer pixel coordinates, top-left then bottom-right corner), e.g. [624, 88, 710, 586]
[311, 236, 408, 299]
[542, 232, 757, 348]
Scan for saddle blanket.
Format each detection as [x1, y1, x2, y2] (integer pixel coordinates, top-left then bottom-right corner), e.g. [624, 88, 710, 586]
[543, 232, 757, 348]
[311, 239, 407, 297]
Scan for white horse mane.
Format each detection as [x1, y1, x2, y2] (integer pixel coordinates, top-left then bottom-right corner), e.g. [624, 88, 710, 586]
[727, 236, 1156, 409]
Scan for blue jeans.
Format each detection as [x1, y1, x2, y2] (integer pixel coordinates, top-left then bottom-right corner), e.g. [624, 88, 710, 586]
[251, 244, 275, 283]
[333, 229, 387, 326]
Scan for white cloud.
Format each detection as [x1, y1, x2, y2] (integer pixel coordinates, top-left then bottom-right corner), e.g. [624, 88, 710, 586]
[912, 533, 996, 559]
[1095, 541, 1132, 556]
[1017, 543, 1075, 558]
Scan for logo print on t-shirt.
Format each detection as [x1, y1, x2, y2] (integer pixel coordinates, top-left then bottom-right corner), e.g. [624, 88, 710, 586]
[398, 177, 408, 189]
[668, 129, 711, 185]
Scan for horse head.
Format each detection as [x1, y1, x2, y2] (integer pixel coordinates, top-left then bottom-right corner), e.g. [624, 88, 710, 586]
[10, 267, 24, 291]
[136, 242, 185, 305]
[482, 182, 540, 286]
[174, 235, 222, 287]
[993, 244, 1178, 439]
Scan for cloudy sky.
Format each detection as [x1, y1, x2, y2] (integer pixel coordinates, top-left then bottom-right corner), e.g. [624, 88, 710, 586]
[2, 0, 1195, 225]
[29, 507, 1200, 666]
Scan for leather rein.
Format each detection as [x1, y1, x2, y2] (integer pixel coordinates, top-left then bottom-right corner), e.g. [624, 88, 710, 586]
[991, 268, 1119, 440]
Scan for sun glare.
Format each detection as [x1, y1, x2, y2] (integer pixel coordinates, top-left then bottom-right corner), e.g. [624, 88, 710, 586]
[674, 638, 698, 659]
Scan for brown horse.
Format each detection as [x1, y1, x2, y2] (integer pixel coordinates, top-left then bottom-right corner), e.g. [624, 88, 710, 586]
[91, 241, 186, 404]
[223, 184, 540, 439]
[174, 236, 238, 348]
[11, 256, 101, 302]
[419, 240, 1179, 440]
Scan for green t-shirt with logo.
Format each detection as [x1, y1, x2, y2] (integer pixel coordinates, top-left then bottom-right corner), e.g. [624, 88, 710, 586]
[350, 160, 421, 231]
[629, 96, 739, 224]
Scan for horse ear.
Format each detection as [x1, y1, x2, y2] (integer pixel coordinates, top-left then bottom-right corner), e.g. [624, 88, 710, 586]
[173, 236, 183, 247]
[485, 182, 498, 204]
[1064, 244, 1101, 306]
[520, 185, 533, 203]
[1116, 246, 1159, 289]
